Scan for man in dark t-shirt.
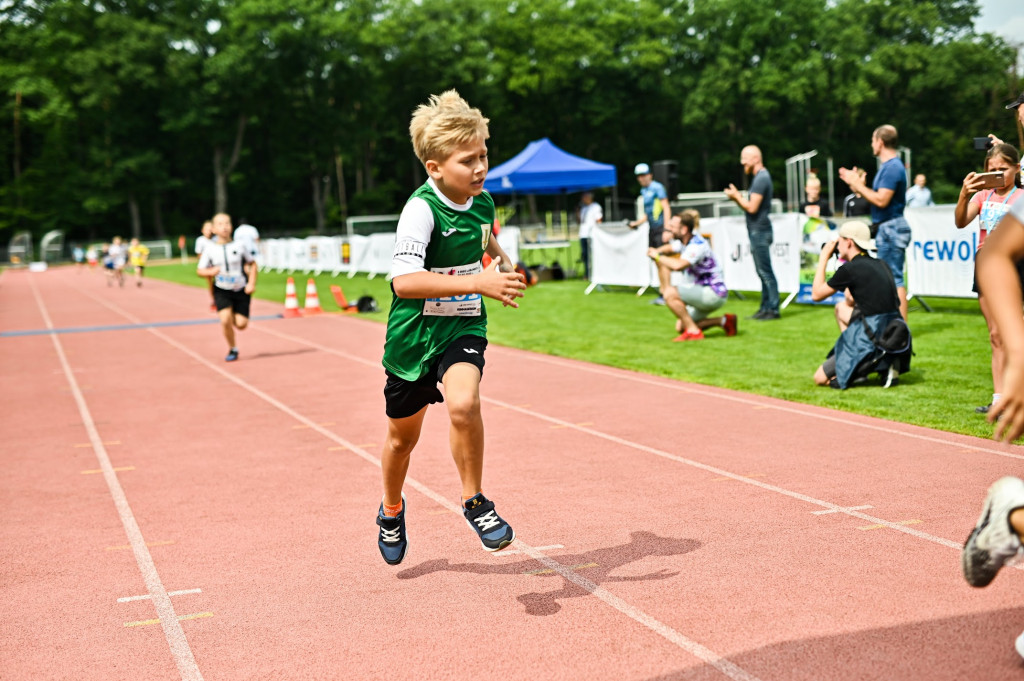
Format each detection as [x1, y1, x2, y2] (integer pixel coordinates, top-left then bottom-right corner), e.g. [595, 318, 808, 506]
[811, 221, 901, 387]
[724, 145, 780, 320]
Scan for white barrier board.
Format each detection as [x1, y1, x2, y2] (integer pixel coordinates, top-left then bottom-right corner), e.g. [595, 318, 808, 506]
[905, 205, 978, 299]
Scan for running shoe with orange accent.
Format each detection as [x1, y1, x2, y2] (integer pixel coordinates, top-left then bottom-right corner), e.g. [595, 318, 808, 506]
[376, 493, 409, 565]
[672, 329, 704, 342]
[963, 477, 1024, 587]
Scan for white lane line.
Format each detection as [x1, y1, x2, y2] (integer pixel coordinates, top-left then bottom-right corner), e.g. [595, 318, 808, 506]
[119, 588, 203, 603]
[506, 350, 1024, 461]
[496, 544, 564, 556]
[29, 278, 204, 681]
[249, 323, 971, 552]
[812, 505, 873, 515]
[80, 294, 765, 681]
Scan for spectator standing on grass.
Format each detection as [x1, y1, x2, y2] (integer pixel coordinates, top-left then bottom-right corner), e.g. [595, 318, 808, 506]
[196, 213, 257, 362]
[648, 210, 737, 341]
[375, 90, 524, 566]
[811, 221, 908, 389]
[724, 145, 779, 320]
[954, 143, 1024, 415]
[838, 124, 910, 321]
[961, 199, 1024, 662]
[842, 167, 872, 219]
[628, 163, 671, 304]
[905, 174, 934, 207]
[577, 191, 602, 281]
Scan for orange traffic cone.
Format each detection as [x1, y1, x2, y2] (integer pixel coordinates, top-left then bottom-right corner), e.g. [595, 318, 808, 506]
[330, 284, 349, 308]
[282, 277, 302, 318]
[302, 278, 323, 315]
[331, 284, 358, 313]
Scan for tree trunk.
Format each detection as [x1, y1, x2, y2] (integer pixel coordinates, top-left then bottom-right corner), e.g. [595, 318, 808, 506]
[152, 195, 165, 238]
[128, 194, 141, 239]
[334, 148, 348, 225]
[212, 113, 248, 214]
[311, 172, 326, 234]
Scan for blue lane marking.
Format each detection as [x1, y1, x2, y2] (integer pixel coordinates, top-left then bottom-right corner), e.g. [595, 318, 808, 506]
[1, 314, 282, 338]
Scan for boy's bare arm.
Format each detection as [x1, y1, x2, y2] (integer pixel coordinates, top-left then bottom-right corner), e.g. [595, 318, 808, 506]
[392, 258, 526, 307]
[977, 214, 1024, 441]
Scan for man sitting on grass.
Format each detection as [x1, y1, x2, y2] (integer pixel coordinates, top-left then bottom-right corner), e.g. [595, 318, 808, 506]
[647, 210, 737, 341]
[811, 221, 910, 388]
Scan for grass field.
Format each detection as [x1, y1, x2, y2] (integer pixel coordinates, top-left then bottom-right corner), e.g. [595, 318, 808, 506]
[148, 261, 1000, 440]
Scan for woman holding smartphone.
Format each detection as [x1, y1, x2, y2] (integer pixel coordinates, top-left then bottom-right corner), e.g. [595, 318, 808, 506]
[955, 142, 1024, 414]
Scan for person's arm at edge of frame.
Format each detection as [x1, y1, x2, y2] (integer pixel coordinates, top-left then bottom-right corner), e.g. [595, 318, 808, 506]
[977, 212, 1024, 441]
[810, 240, 839, 301]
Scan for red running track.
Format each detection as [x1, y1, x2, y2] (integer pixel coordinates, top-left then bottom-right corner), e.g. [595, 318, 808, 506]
[3, 265, 1024, 681]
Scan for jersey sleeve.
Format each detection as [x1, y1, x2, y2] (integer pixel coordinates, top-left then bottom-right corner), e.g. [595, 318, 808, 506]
[197, 249, 213, 269]
[390, 197, 434, 278]
[827, 262, 852, 292]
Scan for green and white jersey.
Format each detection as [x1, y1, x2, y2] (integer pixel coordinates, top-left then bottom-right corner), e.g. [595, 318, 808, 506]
[383, 179, 495, 381]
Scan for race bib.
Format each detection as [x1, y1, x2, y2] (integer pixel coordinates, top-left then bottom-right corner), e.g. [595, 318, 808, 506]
[215, 273, 243, 289]
[423, 262, 482, 316]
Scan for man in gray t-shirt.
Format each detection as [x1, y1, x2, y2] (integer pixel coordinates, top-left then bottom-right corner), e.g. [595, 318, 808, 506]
[724, 145, 780, 319]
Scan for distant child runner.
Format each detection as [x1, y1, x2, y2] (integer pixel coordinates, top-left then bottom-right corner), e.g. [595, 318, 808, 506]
[375, 90, 526, 565]
[195, 220, 217, 311]
[128, 238, 150, 287]
[106, 237, 127, 287]
[196, 213, 257, 362]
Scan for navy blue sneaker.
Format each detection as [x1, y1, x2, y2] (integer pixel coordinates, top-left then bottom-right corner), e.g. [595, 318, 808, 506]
[463, 493, 515, 552]
[225, 348, 239, 362]
[376, 494, 408, 565]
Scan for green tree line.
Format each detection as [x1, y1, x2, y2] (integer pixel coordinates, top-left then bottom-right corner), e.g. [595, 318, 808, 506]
[1, 0, 1021, 245]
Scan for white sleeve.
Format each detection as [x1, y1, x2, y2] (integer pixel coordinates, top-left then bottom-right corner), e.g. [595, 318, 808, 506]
[1010, 197, 1024, 222]
[594, 204, 603, 221]
[198, 249, 213, 269]
[390, 198, 434, 278]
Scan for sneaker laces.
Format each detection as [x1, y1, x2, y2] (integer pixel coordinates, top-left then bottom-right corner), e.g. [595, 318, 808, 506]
[379, 526, 402, 543]
[472, 510, 501, 532]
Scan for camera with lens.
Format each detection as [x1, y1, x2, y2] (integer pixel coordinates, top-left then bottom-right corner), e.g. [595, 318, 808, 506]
[974, 137, 994, 151]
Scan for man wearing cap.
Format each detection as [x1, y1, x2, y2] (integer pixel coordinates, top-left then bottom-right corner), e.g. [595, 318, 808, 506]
[724, 145, 779, 320]
[811, 221, 907, 389]
[628, 163, 671, 249]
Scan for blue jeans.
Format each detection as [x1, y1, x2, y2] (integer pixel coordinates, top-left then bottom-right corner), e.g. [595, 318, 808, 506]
[875, 216, 911, 288]
[748, 228, 779, 312]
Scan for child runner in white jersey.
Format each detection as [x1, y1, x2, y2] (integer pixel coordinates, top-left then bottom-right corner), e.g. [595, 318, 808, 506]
[197, 213, 257, 362]
[374, 90, 526, 565]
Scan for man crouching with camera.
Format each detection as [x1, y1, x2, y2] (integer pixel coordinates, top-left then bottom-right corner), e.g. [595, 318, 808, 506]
[811, 221, 909, 389]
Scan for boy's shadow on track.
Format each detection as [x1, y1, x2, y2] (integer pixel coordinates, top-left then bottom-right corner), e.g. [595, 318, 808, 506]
[245, 348, 317, 360]
[397, 530, 700, 616]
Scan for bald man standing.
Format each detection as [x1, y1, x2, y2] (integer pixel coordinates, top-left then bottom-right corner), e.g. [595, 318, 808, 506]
[725, 145, 779, 320]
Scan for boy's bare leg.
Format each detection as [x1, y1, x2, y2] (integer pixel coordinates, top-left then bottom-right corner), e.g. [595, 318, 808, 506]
[234, 314, 249, 331]
[442, 362, 484, 499]
[381, 408, 427, 506]
[218, 308, 236, 348]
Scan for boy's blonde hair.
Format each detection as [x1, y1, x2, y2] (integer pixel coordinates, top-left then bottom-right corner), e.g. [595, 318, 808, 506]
[409, 89, 489, 166]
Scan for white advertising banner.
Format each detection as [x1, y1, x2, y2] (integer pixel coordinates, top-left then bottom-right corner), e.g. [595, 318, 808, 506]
[905, 205, 978, 299]
[349, 232, 396, 279]
[705, 214, 802, 294]
[286, 238, 310, 273]
[589, 223, 652, 290]
[306, 236, 340, 275]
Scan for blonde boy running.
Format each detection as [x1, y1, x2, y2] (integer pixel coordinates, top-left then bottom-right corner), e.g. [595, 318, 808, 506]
[196, 213, 257, 362]
[128, 238, 150, 287]
[375, 90, 526, 565]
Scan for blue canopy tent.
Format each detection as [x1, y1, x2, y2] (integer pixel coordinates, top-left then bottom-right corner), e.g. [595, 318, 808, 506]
[483, 138, 617, 195]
